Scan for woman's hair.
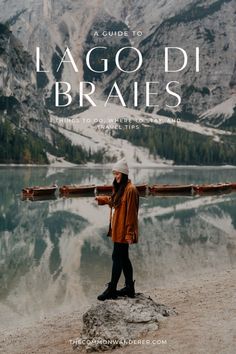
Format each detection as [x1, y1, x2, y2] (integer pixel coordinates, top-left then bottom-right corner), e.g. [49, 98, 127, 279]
[111, 173, 128, 208]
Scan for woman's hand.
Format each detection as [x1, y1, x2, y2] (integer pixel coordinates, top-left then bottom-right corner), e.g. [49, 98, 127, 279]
[95, 196, 102, 202]
[95, 196, 110, 205]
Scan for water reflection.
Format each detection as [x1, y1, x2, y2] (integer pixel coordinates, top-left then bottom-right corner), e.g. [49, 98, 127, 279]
[0, 166, 236, 329]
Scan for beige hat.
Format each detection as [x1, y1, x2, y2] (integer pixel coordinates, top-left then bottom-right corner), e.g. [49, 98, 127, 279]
[112, 158, 129, 175]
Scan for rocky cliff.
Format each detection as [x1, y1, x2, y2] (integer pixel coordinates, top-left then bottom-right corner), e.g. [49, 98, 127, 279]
[1, 0, 235, 122]
[0, 0, 235, 164]
[0, 23, 50, 137]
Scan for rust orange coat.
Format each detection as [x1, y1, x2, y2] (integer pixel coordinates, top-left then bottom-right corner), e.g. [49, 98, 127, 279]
[96, 181, 139, 244]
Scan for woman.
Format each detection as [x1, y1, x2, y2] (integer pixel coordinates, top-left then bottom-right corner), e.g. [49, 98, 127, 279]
[95, 158, 139, 301]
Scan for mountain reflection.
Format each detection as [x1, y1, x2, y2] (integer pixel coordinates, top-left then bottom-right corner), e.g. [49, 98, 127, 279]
[0, 166, 236, 329]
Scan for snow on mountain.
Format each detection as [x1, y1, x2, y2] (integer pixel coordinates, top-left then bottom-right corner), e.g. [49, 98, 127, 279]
[49, 99, 232, 165]
[50, 101, 173, 167]
[199, 94, 236, 127]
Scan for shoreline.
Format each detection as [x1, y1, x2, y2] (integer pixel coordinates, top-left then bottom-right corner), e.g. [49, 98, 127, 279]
[0, 268, 235, 354]
[1, 164, 236, 169]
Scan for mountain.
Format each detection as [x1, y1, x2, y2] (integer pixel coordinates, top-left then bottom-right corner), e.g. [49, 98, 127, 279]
[101, 0, 236, 119]
[0, 23, 111, 164]
[50, 99, 236, 166]
[0, 23, 49, 133]
[0, 0, 235, 164]
[0, 0, 198, 91]
[199, 95, 236, 128]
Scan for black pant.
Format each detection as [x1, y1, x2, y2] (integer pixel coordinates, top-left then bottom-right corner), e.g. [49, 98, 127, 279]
[111, 242, 133, 288]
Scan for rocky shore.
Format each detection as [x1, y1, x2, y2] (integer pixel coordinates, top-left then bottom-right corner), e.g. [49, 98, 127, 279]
[0, 269, 235, 354]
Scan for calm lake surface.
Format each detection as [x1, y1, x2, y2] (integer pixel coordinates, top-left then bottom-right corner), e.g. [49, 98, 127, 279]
[0, 166, 236, 329]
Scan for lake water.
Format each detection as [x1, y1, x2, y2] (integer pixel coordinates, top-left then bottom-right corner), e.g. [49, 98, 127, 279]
[0, 166, 236, 329]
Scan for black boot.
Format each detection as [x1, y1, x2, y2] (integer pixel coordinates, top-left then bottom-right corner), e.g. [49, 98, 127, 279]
[116, 280, 135, 298]
[97, 282, 118, 301]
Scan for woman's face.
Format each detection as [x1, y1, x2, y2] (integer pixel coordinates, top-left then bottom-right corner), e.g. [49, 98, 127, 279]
[113, 171, 122, 184]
